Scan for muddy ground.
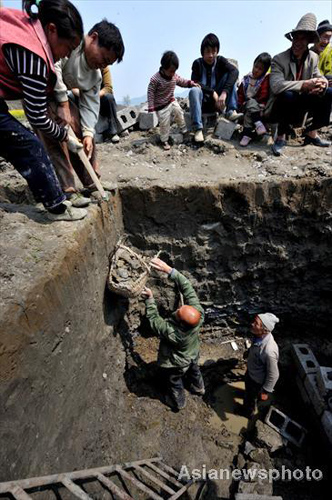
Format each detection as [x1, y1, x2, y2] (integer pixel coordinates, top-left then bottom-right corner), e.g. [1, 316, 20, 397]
[0, 119, 331, 499]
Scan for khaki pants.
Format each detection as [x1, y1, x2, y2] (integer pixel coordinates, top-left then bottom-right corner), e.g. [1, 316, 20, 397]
[243, 98, 262, 130]
[36, 99, 100, 193]
[157, 101, 187, 143]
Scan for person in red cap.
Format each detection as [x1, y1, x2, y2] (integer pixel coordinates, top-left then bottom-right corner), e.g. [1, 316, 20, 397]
[142, 257, 205, 411]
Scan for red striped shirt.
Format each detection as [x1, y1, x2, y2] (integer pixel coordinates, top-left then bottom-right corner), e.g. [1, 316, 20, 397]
[147, 71, 194, 112]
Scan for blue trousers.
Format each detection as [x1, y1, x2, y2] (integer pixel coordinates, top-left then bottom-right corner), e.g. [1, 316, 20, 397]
[0, 100, 65, 209]
[189, 73, 238, 130]
[270, 88, 332, 136]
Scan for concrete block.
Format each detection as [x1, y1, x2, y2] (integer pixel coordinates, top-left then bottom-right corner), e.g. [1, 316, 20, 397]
[316, 366, 332, 397]
[304, 373, 327, 416]
[265, 406, 307, 447]
[169, 133, 183, 145]
[295, 375, 310, 405]
[292, 344, 320, 379]
[116, 106, 139, 131]
[255, 420, 285, 452]
[184, 112, 192, 131]
[236, 494, 282, 500]
[138, 110, 158, 130]
[321, 410, 332, 445]
[214, 117, 236, 140]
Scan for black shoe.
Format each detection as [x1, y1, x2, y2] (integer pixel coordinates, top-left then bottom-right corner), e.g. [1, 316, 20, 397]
[167, 389, 186, 410]
[189, 384, 205, 396]
[303, 135, 331, 147]
[271, 138, 287, 156]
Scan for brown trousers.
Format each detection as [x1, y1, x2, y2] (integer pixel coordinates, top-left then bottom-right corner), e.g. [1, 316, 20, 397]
[36, 99, 100, 193]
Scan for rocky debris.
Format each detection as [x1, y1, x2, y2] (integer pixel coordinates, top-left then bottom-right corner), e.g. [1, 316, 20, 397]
[0, 157, 11, 172]
[255, 420, 286, 453]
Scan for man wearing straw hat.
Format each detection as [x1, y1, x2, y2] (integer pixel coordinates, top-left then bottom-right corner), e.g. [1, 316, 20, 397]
[142, 258, 205, 411]
[265, 13, 332, 156]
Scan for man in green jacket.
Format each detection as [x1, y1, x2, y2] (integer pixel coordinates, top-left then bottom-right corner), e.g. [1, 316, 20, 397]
[142, 258, 205, 411]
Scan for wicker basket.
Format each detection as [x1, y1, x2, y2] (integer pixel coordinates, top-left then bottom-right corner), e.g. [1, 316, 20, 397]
[108, 244, 150, 298]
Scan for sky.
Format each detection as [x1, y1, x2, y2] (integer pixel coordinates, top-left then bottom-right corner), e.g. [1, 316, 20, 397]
[3, 0, 332, 103]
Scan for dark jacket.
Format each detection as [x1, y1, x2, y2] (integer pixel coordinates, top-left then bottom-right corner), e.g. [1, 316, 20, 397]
[191, 55, 239, 97]
[145, 269, 204, 369]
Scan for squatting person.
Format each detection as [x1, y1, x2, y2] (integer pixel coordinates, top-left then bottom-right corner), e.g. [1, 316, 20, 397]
[142, 258, 205, 411]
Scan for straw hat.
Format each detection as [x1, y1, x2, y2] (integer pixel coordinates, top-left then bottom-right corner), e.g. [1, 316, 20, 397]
[285, 13, 319, 43]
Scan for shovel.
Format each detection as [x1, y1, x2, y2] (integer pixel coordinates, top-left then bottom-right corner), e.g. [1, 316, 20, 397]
[68, 126, 109, 201]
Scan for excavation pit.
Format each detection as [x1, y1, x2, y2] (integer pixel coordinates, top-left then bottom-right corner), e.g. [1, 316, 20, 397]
[0, 131, 331, 499]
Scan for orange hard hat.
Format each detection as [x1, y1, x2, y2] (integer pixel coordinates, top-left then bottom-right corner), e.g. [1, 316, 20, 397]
[176, 305, 201, 327]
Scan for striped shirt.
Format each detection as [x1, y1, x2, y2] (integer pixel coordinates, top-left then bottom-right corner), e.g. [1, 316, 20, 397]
[147, 71, 194, 112]
[3, 44, 67, 141]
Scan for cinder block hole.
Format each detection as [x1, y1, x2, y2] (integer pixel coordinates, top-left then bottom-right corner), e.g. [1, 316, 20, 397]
[285, 421, 303, 441]
[130, 111, 137, 119]
[269, 410, 286, 428]
[327, 372, 332, 381]
[120, 115, 128, 123]
[299, 347, 309, 355]
[306, 360, 316, 368]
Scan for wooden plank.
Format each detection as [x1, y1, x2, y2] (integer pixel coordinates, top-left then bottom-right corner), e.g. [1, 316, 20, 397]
[97, 473, 134, 500]
[9, 486, 33, 500]
[61, 476, 92, 500]
[133, 465, 176, 495]
[0, 458, 161, 493]
[169, 480, 195, 499]
[116, 467, 163, 500]
[145, 462, 183, 488]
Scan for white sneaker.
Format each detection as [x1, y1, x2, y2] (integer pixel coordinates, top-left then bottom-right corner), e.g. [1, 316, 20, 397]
[227, 110, 244, 122]
[67, 192, 90, 208]
[194, 130, 204, 142]
[111, 134, 120, 143]
[47, 205, 87, 221]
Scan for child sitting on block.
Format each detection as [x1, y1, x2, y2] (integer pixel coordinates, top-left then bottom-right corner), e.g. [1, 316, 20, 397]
[237, 52, 271, 147]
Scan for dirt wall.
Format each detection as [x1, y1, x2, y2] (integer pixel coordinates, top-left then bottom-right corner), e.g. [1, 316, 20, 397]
[121, 178, 332, 332]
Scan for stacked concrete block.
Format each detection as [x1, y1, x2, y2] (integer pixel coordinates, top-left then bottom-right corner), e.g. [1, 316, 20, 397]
[184, 112, 217, 132]
[214, 117, 237, 140]
[295, 375, 310, 405]
[304, 373, 327, 416]
[316, 366, 332, 397]
[138, 109, 158, 130]
[235, 495, 283, 500]
[292, 344, 320, 379]
[265, 406, 307, 447]
[116, 106, 139, 132]
[321, 410, 332, 445]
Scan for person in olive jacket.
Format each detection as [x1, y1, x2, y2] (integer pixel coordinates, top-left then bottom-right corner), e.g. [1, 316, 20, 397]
[142, 257, 205, 411]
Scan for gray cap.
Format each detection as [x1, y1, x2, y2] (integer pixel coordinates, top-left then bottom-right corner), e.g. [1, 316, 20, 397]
[258, 313, 280, 332]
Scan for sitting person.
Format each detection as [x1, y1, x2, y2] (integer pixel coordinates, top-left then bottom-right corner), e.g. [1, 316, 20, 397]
[237, 52, 271, 146]
[147, 51, 199, 150]
[189, 33, 241, 143]
[265, 13, 332, 156]
[142, 258, 205, 411]
[311, 19, 332, 86]
[99, 66, 122, 142]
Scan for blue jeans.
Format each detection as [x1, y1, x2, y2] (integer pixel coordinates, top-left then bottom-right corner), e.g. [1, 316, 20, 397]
[270, 88, 332, 136]
[189, 73, 238, 130]
[0, 100, 65, 209]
